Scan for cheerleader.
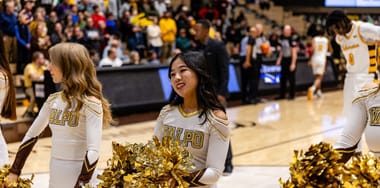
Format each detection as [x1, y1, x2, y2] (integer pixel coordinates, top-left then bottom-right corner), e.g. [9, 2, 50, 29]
[153, 51, 231, 187]
[0, 30, 17, 166]
[6, 43, 113, 188]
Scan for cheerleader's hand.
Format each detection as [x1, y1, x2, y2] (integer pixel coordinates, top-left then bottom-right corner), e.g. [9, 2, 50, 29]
[5, 173, 19, 186]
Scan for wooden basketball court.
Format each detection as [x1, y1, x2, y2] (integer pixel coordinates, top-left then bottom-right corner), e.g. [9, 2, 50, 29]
[5, 90, 351, 187]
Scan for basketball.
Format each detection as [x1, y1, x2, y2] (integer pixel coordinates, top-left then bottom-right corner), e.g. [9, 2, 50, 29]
[261, 42, 271, 55]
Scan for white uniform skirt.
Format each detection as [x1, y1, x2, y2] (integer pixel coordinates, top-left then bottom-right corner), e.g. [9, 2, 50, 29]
[49, 158, 82, 188]
[0, 129, 9, 166]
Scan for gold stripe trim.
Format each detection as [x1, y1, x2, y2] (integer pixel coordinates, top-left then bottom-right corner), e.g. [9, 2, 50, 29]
[210, 124, 229, 141]
[83, 103, 103, 115]
[369, 66, 377, 73]
[210, 111, 229, 126]
[84, 158, 97, 172]
[336, 149, 355, 153]
[369, 50, 376, 56]
[352, 89, 378, 103]
[178, 105, 199, 118]
[85, 97, 101, 105]
[190, 170, 204, 186]
[370, 58, 377, 64]
[19, 137, 38, 151]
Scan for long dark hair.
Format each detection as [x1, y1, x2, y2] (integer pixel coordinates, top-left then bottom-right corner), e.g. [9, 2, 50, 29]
[0, 31, 16, 120]
[168, 51, 225, 124]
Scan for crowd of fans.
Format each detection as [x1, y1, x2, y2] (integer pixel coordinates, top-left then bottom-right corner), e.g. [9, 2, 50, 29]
[0, 0, 254, 70]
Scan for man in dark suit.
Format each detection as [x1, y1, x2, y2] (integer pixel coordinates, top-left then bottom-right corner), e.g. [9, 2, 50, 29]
[193, 19, 233, 175]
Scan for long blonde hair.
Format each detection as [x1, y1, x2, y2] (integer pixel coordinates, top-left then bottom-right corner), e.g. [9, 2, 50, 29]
[0, 31, 16, 120]
[48, 43, 113, 126]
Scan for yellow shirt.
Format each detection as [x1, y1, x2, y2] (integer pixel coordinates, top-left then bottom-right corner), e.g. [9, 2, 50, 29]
[24, 63, 46, 88]
[159, 18, 177, 43]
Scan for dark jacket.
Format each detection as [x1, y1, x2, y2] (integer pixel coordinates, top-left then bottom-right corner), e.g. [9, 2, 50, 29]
[194, 38, 229, 98]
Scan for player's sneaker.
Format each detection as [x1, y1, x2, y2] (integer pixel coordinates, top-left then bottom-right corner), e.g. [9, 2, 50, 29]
[316, 89, 322, 98]
[307, 86, 315, 100]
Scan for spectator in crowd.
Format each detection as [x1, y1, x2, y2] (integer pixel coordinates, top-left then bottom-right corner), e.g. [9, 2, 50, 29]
[146, 50, 160, 65]
[84, 17, 102, 53]
[15, 13, 32, 74]
[50, 22, 67, 45]
[141, 0, 159, 17]
[146, 16, 163, 59]
[23, 51, 46, 118]
[70, 25, 88, 48]
[31, 23, 51, 58]
[55, 0, 71, 21]
[98, 20, 110, 52]
[107, 0, 118, 18]
[105, 12, 118, 35]
[89, 49, 100, 66]
[275, 25, 298, 100]
[0, 0, 18, 66]
[46, 11, 58, 35]
[29, 7, 47, 37]
[40, 0, 54, 13]
[154, 0, 167, 17]
[118, 0, 131, 19]
[102, 36, 129, 63]
[175, 28, 192, 53]
[19, 0, 35, 25]
[159, 11, 177, 63]
[129, 50, 145, 65]
[98, 46, 123, 67]
[91, 4, 106, 29]
[78, 0, 95, 15]
[77, 11, 87, 29]
[198, 3, 219, 21]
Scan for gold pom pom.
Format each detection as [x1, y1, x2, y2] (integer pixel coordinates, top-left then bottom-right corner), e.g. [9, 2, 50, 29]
[98, 136, 195, 188]
[279, 142, 346, 187]
[280, 142, 380, 187]
[0, 165, 34, 188]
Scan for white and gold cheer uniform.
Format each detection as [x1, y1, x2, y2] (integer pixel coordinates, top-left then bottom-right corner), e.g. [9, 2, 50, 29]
[10, 91, 103, 188]
[0, 72, 9, 166]
[153, 105, 231, 188]
[311, 36, 329, 75]
[336, 21, 380, 115]
[334, 83, 380, 161]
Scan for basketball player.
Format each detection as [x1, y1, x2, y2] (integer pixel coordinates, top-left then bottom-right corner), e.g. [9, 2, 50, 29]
[326, 10, 380, 115]
[6, 43, 113, 188]
[307, 25, 331, 100]
[154, 51, 231, 187]
[334, 82, 380, 162]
